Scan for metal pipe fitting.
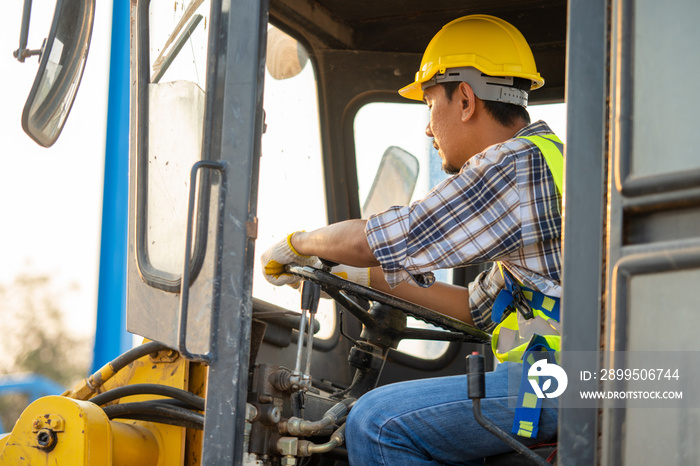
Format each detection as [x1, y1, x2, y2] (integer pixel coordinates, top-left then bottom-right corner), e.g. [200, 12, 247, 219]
[297, 424, 346, 457]
[279, 398, 355, 436]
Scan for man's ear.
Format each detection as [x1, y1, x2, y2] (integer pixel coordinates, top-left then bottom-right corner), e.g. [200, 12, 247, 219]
[458, 82, 476, 122]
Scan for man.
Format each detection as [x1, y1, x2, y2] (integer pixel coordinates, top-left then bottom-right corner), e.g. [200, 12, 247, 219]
[262, 15, 561, 464]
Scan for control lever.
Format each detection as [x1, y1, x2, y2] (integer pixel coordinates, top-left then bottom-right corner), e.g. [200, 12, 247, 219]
[319, 258, 338, 271]
[292, 280, 321, 392]
[467, 353, 550, 466]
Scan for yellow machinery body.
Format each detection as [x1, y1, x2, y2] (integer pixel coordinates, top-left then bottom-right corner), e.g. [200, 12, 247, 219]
[0, 346, 205, 465]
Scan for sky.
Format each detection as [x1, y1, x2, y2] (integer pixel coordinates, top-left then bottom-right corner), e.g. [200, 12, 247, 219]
[0, 1, 113, 340]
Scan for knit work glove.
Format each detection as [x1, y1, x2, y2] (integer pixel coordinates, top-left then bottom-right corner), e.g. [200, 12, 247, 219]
[313, 264, 370, 299]
[330, 265, 371, 287]
[261, 232, 318, 286]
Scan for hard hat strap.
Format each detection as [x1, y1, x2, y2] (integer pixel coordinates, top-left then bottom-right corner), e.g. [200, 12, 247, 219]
[421, 66, 529, 107]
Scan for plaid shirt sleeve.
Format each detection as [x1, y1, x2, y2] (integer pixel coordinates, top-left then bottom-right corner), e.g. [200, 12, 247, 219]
[365, 141, 522, 287]
[467, 263, 503, 333]
[365, 121, 562, 332]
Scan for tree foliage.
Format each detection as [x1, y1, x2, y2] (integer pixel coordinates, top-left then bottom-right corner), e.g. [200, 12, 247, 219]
[0, 273, 91, 431]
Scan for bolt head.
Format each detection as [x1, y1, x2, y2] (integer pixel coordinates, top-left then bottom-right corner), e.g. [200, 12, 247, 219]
[32, 418, 43, 431]
[35, 428, 57, 451]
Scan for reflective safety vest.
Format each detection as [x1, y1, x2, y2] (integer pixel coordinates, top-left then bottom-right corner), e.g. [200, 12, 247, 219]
[491, 262, 561, 363]
[490, 133, 564, 438]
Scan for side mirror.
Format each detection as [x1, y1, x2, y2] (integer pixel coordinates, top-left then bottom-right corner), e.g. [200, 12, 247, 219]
[20, 0, 96, 147]
[362, 146, 420, 218]
[266, 26, 309, 80]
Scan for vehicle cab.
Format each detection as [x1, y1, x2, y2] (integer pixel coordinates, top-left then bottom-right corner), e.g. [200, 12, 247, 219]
[8, 0, 700, 464]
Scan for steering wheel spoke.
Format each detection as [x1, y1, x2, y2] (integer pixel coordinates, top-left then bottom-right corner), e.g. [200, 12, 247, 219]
[286, 264, 490, 344]
[321, 287, 376, 328]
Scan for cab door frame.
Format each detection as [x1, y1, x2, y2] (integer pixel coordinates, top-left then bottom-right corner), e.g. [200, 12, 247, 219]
[197, 0, 269, 462]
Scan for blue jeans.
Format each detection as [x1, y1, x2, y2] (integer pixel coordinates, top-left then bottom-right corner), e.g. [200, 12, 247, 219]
[345, 362, 558, 465]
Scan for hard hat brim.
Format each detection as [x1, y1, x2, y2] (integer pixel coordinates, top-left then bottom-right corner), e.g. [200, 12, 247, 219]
[398, 81, 424, 101]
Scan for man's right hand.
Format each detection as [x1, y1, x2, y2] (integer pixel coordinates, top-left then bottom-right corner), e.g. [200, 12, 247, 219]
[261, 232, 319, 286]
[330, 265, 371, 287]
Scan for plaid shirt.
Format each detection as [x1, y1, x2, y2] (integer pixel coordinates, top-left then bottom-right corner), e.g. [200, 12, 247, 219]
[365, 121, 562, 332]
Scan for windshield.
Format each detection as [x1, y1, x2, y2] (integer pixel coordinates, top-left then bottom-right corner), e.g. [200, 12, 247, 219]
[252, 26, 335, 339]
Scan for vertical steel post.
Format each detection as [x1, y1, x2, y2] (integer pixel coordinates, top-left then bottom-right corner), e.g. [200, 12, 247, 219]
[200, 0, 269, 462]
[91, 0, 131, 373]
[559, 0, 608, 462]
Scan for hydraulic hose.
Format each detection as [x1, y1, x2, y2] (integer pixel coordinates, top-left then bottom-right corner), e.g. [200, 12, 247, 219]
[280, 398, 355, 436]
[63, 341, 170, 400]
[102, 400, 204, 430]
[110, 342, 171, 372]
[297, 424, 346, 456]
[89, 383, 205, 411]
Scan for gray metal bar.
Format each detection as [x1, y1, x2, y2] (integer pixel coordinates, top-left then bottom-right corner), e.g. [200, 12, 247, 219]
[622, 186, 700, 211]
[621, 237, 700, 259]
[199, 0, 269, 462]
[18, 0, 33, 52]
[618, 167, 700, 197]
[558, 0, 608, 463]
[473, 400, 550, 466]
[294, 309, 309, 373]
[13, 0, 42, 62]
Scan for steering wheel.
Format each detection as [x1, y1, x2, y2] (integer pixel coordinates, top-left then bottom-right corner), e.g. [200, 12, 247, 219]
[286, 264, 491, 345]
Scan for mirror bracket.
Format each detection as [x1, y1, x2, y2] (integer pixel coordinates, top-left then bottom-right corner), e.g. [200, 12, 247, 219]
[13, 47, 43, 63]
[14, 44, 43, 63]
[13, 0, 43, 63]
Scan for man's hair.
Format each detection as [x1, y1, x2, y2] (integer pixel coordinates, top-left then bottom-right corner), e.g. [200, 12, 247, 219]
[442, 78, 532, 127]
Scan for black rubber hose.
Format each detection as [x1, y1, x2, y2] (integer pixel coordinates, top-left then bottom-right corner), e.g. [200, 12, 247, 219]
[149, 398, 198, 409]
[65, 342, 174, 400]
[89, 383, 205, 411]
[102, 401, 204, 430]
[109, 341, 170, 373]
[109, 412, 203, 431]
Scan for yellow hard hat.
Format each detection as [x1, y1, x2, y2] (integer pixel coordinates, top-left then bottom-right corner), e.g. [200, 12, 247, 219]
[399, 15, 544, 101]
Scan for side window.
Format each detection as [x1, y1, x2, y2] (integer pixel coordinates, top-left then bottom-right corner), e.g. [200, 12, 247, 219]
[136, 0, 211, 292]
[253, 26, 335, 339]
[528, 103, 567, 142]
[354, 102, 453, 360]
